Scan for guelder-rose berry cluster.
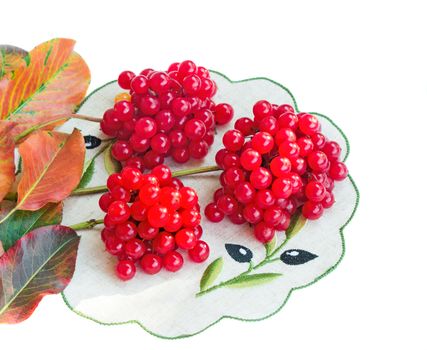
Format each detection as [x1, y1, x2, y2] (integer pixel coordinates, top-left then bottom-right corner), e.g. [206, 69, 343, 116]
[205, 100, 349, 243]
[100, 60, 234, 171]
[98, 164, 210, 281]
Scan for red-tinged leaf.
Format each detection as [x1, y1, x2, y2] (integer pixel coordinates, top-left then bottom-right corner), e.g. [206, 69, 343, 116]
[0, 203, 63, 252]
[0, 38, 90, 139]
[0, 45, 28, 79]
[16, 129, 85, 211]
[0, 121, 16, 202]
[0, 225, 80, 324]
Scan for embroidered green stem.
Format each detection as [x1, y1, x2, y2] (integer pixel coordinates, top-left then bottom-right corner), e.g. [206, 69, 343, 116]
[71, 165, 221, 196]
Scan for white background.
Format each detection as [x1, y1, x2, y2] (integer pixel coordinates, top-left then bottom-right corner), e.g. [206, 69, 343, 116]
[1, 0, 426, 349]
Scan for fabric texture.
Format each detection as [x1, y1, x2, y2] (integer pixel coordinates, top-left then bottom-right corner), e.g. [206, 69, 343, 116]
[59, 72, 359, 338]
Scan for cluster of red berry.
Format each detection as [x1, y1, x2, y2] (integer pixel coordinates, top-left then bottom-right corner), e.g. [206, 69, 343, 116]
[100, 60, 234, 171]
[204, 100, 348, 243]
[98, 164, 209, 281]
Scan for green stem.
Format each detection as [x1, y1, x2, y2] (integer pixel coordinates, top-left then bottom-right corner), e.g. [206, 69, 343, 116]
[71, 165, 221, 196]
[70, 219, 104, 230]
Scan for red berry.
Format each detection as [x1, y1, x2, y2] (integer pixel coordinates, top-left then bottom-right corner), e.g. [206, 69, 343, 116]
[151, 164, 172, 185]
[99, 193, 113, 212]
[254, 189, 275, 209]
[214, 103, 234, 125]
[259, 116, 279, 135]
[118, 71, 135, 89]
[253, 100, 273, 121]
[107, 201, 130, 224]
[243, 203, 263, 224]
[172, 98, 191, 117]
[153, 232, 175, 254]
[223, 167, 245, 189]
[250, 167, 273, 189]
[263, 206, 285, 226]
[311, 132, 326, 149]
[188, 240, 210, 263]
[147, 204, 170, 228]
[184, 119, 207, 140]
[235, 117, 255, 136]
[307, 150, 330, 173]
[175, 228, 197, 250]
[234, 182, 255, 204]
[322, 191, 335, 208]
[329, 161, 348, 181]
[240, 148, 262, 171]
[140, 253, 162, 274]
[180, 187, 198, 208]
[116, 260, 136, 281]
[302, 201, 324, 220]
[130, 201, 147, 221]
[135, 117, 157, 139]
[279, 141, 300, 159]
[130, 75, 148, 94]
[297, 137, 315, 157]
[189, 140, 209, 159]
[277, 112, 298, 130]
[137, 221, 159, 240]
[270, 156, 292, 177]
[164, 211, 183, 232]
[111, 141, 132, 161]
[298, 113, 320, 136]
[275, 128, 296, 145]
[223, 130, 244, 151]
[217, 194, 238, 215]
[149, 71, 171, 94]
[305, 181, 327, 202]
[105, 236, 124, 255]
[205, 203, 225, 222]
[182, 74, 201, 95]
[121, 167, 143, 190]
[111, 186, 131, 202]
[254, 222, 275, 243]
[181, 208, 201, 227]
[322, 141, 342, 160]
[124, 239, 146, 259]
[163, 251, 184, 272]
[272, 178, 293, 199]
[251, 132, 274, 154]
[139, 184, 160, 206]
[115, 221, 137, 241]
[139, 95, 160, 116]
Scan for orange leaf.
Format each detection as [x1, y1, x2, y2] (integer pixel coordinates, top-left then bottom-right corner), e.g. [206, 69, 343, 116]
[16, 129, 85, 211]
[0, 45, 28, 80]
[0, 121, 16, 202]
[0, 38, 90, 139]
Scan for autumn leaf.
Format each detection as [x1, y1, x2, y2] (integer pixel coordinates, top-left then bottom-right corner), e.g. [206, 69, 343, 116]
[0, 38, 90, 139]
[15, 129, 85, 211]
[0, 45, 28, 79]
[0, 203, 63, 252]
[0, 121, 16, 202]
[0, 225, 80, 324]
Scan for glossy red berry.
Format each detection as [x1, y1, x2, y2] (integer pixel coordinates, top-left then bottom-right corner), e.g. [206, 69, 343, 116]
[243, 203, 263, 224]
[214, 103, 234, 125]
[99, 193, 113, 212]
[175, 228, 197, 250]
[118, 71, 136, 89]
[254, 222, 275, 243]
[329, 161, 348, 181]
[250, 167, 273, 190]
[270, 156, 292, 177]
[298, 113, 320, 136]
[240, 148, 262, 171]
[135, 117, 157, 139]
[205, 202, 225, 222]
[121, 167, 143, 190]
[272, 178, 293, 199]
[234, 182, 255, 204]
[124, 239, 146, 259]
[180, 187, 198, 208]
[152, 232, 175, 254]
[302, 201, 324, 220]
[307, 150, 330, 173]
[253, 100, 273, 121]
[140, 253, 162, 274]
[235, 117, 255, 136]
[163, 251, 184, 272]
[149, 71, 171, 94]
[111, 141, 132, 161]
[251, 132, 274, 154]
[107, 201, 130, 224]
[130, 75, 148, 94]
[223, 129, 244, 152]
[151, 164, 172, 185]
[184, 119, 207, 140]
[217, 194, 238, 215]
[147, 204, 170, 228]
[188, 240, 210, 263]
[305, 181, 327, 202]
[116, 260, 136, 281]
[115, 221, 137, 241]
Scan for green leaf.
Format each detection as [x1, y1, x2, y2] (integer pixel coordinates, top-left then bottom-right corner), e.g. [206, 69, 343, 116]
[200, 257, 224, 291]
[286, 211, 307, 241]
[0, 225, 80, 324]
[0, 203, 62, 251]
[104, 143, 120, 175]
[265, 235, 277, 256]
[77, 158, 95, 189]
[226, 273, 282, 289]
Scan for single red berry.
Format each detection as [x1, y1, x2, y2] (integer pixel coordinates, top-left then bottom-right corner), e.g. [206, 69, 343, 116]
[235, 117, 255, 136]
[181, 208, 201, 227]
[270, 156, 292, 177]
[250, 167, 273, 189]
[137, 221, 159, 240]
[277, 112, 298, 130]
[243, 203, 263, 224]
[121, 167, 143, 190]
[189, 140, 209, 159]
[142, 150, 164, 169]
[151, 164, 172, 185]
[275, 212, 291, 230]
[194, 109, 215, 129]
[124, 239, 146, 260]
[101, 228, 114, 243]
[111, 141, 132, 161]
[291, 157, 307, 175]
[130, 75, 148, 94]
[130, 201, 147, 221]
[163, 251, 184, 272]
[259, 116, 279, 135]
[307, 150, 330, 173]
[322, 191, 335, 208]
[302, 201, 324, 220]
[169, 130, 188, 148]
[99, 193, 113, 212]
[222, 152, 240, 168]
[114, 100, 134, 122]
[139, 184, 160, 206]
[323, 141, 342, 161]
[216, 194, 238, 215]
[272, 178, 293, 199]
[148, 71, 171, 94]
[172, 147, 190, 163]
[311, 132, 326, 149]
[115, 221, 137, 241]
[305, 181, 327, 202]
[153, 232, 175, 254]
[105, 236, 124, 255]
[329, 161, 348, 181]
[130, 134, 150, 153]
[254, 221, 275, 243]
[118, 71, 135, 89]
[111, 186, 131, 202]
[275, 128, 296, 145]
[148, 204, 170, 228]
[135, 117, 157, 138]
[178, 60, 197, 78]
[138, 95, 160, 116]
[175, 228, 197, 250]
[164, 211, 183, 232]
[116, 260, 136, 281]
[140, 253, 162, 274]
[182, 74, 201, 95]
[229, 208, 246, 225]
[298, 113, 320, 136]
[253, 100, 273, 122]
[205, 202, 225, 222]
[188, 240, 210, 263]
[172, 98, 192, 117]
[240, 148, 262, 171]
[107, 201, 130, 224]
[214, 103, 234, 125]
[279, 141, 300, 159]
[180, 187, 198, 208]
[276, 104, 295, 116]
[184, 119, 207, 140]
[223, 129, 244, 152]
[234, 182, 255, 204]
[155, 109, 175, 132]
[263, 206, 285, 226]
[297, 137, 315, 157]
[124, 156, 144, 172]
[150, 133, 171, 154]
[223, 167, 245, 189]
[251, 132, 275, 154]
[254, 189, 275, 209]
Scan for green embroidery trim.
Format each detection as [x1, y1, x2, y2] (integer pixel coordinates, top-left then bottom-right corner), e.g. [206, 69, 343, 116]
[61, 72, 360, 339]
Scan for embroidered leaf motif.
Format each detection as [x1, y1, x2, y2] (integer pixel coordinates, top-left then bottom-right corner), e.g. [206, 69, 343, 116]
[84, 135, 101, 149]
[77, 159, 95, 189]
[225, 243, 253, 263]
[104, 143, 121, 175]
[0, 225, 80, 324]
[286, 211, 307, 241]
[0, 121, 16, 202]
[0, 38, 90, 139]
[200, 257, 223, 291]
[0, 203, 63, 251]
[280, 249, 318, 265]
[226, 273, 282, 288]
[264, 235, 277, 256]
[16, 129, 85, 211]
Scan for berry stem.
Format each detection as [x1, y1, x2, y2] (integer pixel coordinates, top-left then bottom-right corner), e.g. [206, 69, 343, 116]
[71, 165, 221, 196]
[69, 218, 104, 230]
